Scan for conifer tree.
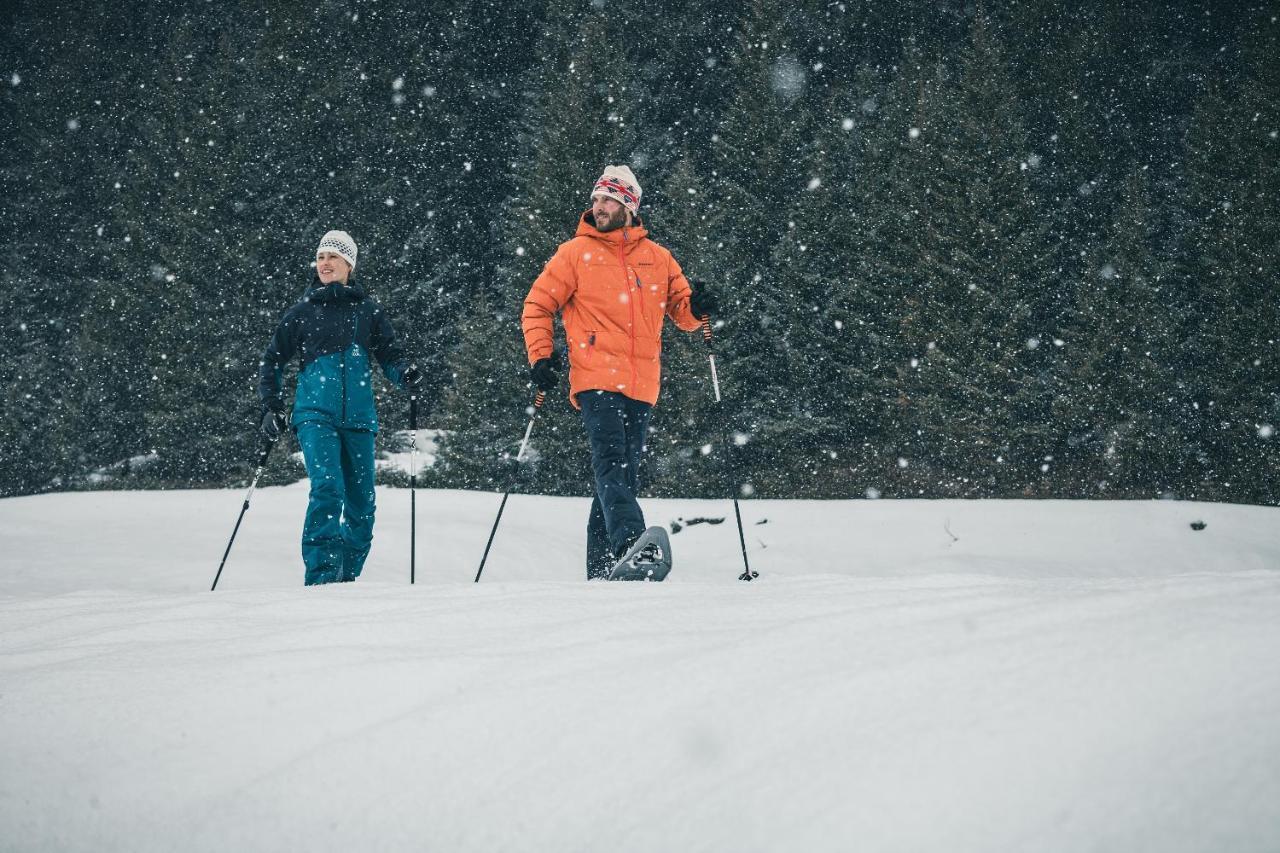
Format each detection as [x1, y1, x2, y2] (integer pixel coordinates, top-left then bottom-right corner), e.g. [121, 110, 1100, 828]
[702, 0, 824, 496]
[1051, 167, 1183, 497]
[762, 84, 874, 497]
[875, 17, 1055, 496]
[1177, 18, 1280, 503]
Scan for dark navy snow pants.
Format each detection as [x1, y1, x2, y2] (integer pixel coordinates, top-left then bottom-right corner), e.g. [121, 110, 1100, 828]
[296, 422, 377, 585]
[578, 390, 652, 579]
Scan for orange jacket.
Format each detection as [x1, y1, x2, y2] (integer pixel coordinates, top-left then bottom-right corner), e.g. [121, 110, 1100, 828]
[523, 212, 702, 408]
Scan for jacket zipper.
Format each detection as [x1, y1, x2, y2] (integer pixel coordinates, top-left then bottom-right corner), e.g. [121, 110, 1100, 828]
[616, 235, 638, 396]
[341, 302, 354, 424]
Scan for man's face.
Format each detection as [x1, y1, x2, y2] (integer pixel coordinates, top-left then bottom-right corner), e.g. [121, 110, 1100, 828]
[316, 251, 351, 284]
[591, 195, 629, 232]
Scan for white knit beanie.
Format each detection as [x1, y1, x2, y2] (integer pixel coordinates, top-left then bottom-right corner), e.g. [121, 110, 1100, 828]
[316, 230, 358, 271]
[591, 165, 642, 216]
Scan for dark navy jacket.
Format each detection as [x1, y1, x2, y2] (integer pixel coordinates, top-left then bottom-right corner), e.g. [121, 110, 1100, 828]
[258, 279, 409, 432]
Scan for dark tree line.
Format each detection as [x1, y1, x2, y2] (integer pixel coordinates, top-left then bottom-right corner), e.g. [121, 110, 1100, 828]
[3, 0, 1277, 505]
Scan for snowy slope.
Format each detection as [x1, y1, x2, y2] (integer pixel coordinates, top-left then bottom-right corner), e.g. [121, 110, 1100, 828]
[1, 486, 1278, 852]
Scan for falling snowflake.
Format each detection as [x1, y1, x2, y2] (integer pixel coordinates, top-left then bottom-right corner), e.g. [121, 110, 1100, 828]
[770, 56, 806, 101]
[1259, 424, 1275, 440]
[908, 127, 921, 139]
[806, 177, 821, 190]
[841, 118, 854, 131]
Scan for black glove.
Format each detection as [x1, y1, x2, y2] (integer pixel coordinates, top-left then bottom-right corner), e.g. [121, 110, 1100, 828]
[402, 364, 424, 392]
[530, 356, 559, 392]
[689, 288, 718, 320]
[260, 407, 287, 442]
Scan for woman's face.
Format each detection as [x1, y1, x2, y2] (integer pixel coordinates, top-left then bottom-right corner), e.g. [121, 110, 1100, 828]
[316, 251, 351, 285]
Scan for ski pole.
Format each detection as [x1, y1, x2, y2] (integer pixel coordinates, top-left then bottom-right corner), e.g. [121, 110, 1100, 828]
[211, 434, 277, 591]
[700, 316, 758, 581]
[409, 395, 418, 584]
[474, 389, 546, 583]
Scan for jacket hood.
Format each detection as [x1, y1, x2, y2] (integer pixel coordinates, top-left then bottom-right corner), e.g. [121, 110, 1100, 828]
[577, 210, 647, 244]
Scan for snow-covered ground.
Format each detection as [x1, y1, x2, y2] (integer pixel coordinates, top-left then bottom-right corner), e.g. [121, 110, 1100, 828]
[2, 485, 1278, 852]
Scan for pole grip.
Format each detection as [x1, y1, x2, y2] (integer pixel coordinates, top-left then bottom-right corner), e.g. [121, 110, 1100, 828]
[515, 390, 546, 462]
[255, 435, 275, 469]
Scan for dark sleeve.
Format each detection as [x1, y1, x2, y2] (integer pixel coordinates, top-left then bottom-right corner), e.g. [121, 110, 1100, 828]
[371, 306, 409, 389]
[258, 310, 298, 408]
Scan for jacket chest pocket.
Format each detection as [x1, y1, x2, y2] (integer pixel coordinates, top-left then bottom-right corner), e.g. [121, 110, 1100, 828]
[631, 262, 664, 326]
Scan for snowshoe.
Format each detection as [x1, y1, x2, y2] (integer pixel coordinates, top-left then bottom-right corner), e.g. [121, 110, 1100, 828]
[607, 526, 673, 582]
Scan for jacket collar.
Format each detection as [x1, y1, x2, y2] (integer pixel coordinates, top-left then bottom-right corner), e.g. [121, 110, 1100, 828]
[577, 210, 647, 246]
[305, 277, 366, 304]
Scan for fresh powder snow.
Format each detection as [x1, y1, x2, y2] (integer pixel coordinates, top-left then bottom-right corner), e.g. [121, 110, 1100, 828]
[2, 486, 1278, 852]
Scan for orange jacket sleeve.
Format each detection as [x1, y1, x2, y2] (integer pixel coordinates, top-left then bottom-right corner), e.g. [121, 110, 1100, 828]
[522, 244, 578, 364]
[664, 253, 702, 332]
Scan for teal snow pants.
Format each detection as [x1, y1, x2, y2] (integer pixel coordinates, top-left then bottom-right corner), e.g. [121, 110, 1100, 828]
[296, 422, 377, 585]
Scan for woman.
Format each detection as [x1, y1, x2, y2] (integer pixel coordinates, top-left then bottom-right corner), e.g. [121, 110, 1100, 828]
[258, 230, 423, 585]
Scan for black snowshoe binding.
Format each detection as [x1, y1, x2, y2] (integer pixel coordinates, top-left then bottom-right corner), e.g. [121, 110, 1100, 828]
[607, 526, 673, 582]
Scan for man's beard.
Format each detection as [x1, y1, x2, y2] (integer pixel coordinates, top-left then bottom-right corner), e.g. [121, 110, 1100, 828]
[595, 209, 625, 232]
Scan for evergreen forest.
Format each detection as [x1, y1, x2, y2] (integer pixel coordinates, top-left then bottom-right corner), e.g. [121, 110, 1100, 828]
[3, 0, 1277, 504]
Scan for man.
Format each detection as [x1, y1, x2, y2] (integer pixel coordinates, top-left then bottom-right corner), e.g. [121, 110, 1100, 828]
[259, 230, 425, 585]
[521, 165, 715, 579]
